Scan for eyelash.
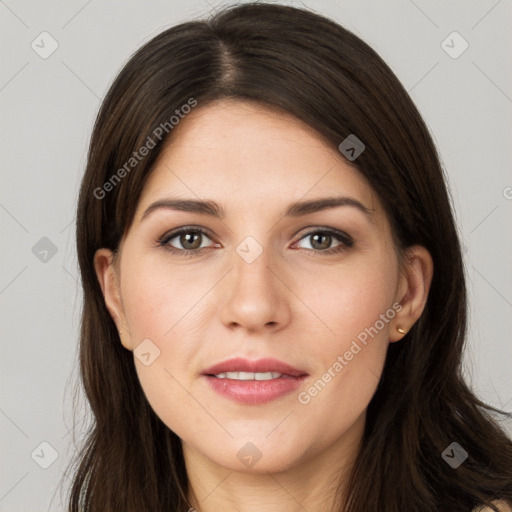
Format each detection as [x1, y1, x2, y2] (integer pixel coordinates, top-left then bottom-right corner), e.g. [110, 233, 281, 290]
[156, 225, 354, 258]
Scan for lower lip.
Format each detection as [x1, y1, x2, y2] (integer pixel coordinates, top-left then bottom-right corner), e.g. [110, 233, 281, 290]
[203, 375, 307, 404]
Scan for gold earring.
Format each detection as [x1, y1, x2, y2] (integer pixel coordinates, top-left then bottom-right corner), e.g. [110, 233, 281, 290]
[397, 326, 407, 334]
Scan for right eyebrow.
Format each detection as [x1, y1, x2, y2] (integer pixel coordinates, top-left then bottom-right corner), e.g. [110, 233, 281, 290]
[140, 199, 225, 222]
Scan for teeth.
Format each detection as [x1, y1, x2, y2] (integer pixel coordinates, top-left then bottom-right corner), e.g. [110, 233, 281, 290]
[213, 371, 284, 380]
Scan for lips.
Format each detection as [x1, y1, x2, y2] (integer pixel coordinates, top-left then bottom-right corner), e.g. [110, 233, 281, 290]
[201, 357, 308, 378]
[201, 357, 309, 404]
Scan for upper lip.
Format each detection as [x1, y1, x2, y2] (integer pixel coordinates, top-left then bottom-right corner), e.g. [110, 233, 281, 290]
[202, 357, 308, 378]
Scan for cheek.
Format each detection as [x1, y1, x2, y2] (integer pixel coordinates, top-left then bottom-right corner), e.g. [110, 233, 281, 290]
[121, 255, 211, 341]
[119, 257, 216, 436]
[297, 255, 397, 343]
[294, 258, 396, 422]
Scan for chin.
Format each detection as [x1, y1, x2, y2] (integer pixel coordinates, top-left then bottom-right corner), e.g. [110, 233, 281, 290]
[207, 436, 308, 474]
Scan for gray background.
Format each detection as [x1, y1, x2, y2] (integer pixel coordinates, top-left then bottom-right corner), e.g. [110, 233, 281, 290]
[1, 0, 511, 510]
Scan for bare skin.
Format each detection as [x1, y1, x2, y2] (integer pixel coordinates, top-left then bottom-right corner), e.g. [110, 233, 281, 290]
[94, 99, 433, 512]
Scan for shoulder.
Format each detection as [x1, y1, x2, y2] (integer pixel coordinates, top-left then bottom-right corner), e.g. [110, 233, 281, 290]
[473, 501, 512, 512]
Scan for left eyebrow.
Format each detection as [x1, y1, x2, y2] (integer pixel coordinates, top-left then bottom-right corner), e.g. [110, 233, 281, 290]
[140, 195, 374, 223]
[284, 196, 374, 219]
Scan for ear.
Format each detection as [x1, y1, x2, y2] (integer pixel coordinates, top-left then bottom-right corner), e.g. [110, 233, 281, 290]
[94, 248, 133, 351]
[389, 245, 433, 342]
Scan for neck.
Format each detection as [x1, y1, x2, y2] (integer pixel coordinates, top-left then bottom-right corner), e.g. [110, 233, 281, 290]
[183, 411, 365, 512]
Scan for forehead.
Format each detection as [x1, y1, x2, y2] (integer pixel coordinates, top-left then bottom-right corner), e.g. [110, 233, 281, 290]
[136, 99, 380, 217]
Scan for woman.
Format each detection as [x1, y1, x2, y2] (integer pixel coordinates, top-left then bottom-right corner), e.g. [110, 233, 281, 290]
[67, 2, 512, 511]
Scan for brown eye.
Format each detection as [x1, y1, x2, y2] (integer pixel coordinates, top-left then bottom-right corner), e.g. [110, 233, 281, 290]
[310, 233, 333, 250]
[295, 229, 353, 252]
[159, 228, 215, 253]
[177, 231, 203, 250]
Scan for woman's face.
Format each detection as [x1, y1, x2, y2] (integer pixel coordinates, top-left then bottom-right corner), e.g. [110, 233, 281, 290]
[95, 99, 430, 476]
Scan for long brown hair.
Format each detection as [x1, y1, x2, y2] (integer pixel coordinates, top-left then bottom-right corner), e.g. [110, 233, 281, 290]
[66, 3, 512, 511]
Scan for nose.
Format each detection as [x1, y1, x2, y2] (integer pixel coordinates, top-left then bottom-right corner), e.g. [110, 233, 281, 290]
[218, 243, 292, 333]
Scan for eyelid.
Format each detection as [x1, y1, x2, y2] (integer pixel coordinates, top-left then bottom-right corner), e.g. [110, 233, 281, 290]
[158, 225, 215, 241]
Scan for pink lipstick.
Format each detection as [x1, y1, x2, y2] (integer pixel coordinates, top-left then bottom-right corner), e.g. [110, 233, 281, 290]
[201, 357, 308, 405]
